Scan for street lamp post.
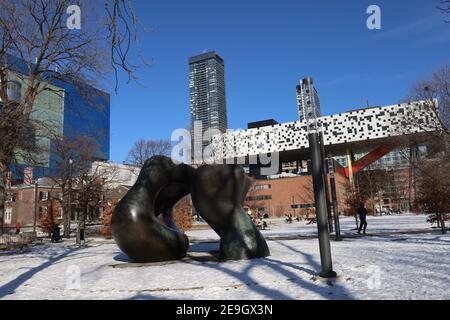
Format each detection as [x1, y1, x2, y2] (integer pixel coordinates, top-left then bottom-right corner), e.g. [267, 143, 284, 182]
[307, 121, 337, 278]
[67, 158, 73, 239]
[329, 160, 342, 241]
[33, 180, 38, 237]
[319, 131, 333, 233]
[292, 195, 296, 217]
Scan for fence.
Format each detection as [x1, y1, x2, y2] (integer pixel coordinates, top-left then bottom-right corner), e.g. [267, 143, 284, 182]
[0, 229, 39, 250]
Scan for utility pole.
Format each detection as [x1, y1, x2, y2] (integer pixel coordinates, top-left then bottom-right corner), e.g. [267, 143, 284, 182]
[33, 180, 38, 238]
[329, 160, 342, 241]
[67, 158, 73, 238]
[292, 195, 296, 217]
[319, 131, 333, 233]
[308, 127, 337, 278]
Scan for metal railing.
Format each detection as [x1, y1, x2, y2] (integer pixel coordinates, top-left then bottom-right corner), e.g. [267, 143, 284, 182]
[0, 228, 40, 250]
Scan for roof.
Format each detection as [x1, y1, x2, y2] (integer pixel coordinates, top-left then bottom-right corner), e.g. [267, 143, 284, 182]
[189, 51, 224, 65]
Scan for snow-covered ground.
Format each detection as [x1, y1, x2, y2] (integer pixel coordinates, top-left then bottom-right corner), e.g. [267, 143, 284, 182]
[188, 213, 438, 242]
[0, 214, 449, 300]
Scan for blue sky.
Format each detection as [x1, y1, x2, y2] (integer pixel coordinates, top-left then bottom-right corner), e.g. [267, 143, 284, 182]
[109, 0, 450, 163]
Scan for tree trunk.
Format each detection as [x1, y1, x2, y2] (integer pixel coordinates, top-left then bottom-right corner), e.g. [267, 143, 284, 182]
[78, 205, 87, 237]
[438, 213, 447, 234]
[370, 191, 376, 216]
[62, 186, 70, 238]
[0, 163, 5, 234]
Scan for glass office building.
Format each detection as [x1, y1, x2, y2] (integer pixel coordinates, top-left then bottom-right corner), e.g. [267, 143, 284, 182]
[2, 55, 110, 180]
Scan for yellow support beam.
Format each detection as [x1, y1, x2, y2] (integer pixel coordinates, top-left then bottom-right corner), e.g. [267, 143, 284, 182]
[346, 146, 354, 186]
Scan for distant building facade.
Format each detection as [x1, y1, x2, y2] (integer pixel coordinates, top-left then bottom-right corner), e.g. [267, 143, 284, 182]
[3, 178, 64, 230]
[1, 54, 110, 182]
[245, 164, 348, 218]
[189, 51, 228, 160]
[2, 162, 140, 229]
[296, 77, 320, 121]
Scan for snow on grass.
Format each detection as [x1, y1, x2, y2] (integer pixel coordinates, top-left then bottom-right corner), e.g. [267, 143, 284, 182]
[0, 214, 448, 300]
[188, 213, 438, 242]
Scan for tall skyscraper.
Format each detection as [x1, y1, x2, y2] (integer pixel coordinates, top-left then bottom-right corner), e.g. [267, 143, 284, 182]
[189, 51, 228, 159]
[296, 77, 321, 121]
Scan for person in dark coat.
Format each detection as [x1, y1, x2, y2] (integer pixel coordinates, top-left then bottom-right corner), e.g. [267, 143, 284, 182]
[357, 202, 368, 234]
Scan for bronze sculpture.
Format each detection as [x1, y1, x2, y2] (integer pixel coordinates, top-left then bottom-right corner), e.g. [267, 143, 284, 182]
[191, 164, 270, 260]
[111, 156, 270, 263]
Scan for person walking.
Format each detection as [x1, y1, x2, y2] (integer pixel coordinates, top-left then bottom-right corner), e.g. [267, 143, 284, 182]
[357, 202, 368, 235]
[15, 222, 21, 235]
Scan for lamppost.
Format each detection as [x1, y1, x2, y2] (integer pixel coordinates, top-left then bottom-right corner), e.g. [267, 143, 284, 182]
[329, 159, 342, 241]
[319, 131, 333, 233]
[307, 115, 337, 278]
[292, 195, 296, 217]
[33, 180, 38, 237]
[66, 158, 73, 238]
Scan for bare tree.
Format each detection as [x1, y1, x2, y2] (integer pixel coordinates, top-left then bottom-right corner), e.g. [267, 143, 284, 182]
[415, 155, 450, 234]
[437, 0, 450, 23]
[386, 168, 410, 212]
[45, 130, 112, 238]
[405, 65, 449, 136]
[0, 0, 143, 232]
[126, 139, 172, 166]
[71, 140, 120, 242]
[402, 65, 450, 218]
[342, 181, 364, 228]
[358, 169, 388, 215]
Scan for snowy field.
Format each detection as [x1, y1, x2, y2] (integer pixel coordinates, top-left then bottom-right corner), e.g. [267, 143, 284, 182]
[0, 214, 449, 300]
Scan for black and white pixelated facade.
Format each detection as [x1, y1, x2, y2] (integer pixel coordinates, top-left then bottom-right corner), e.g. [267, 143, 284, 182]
[211, 100, 440, 161]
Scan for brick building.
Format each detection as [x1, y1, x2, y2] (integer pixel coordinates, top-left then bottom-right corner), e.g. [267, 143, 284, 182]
[2, 162, 140, 231]
[244, 165, 348, 218]
[3, 177, 64, 229]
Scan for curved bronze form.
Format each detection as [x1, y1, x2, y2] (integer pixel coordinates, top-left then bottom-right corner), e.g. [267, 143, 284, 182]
[111, 156, 194, 262]
[112, 156, 270, 262]
[191, 164, 270, 260]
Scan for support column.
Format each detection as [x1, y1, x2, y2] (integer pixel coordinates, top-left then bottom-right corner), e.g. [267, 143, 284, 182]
[346, 145, 354, 187]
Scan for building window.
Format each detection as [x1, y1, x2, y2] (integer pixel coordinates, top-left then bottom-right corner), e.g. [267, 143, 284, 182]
[254, 184, 271, 190]
[58, 207, 64, 219]
[4, 208, 12, 224]
[246, 195, 272, 201]
[56, 192, 63, 201]
[40, 191, 49, 201]
[6, 192, 15, 202]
